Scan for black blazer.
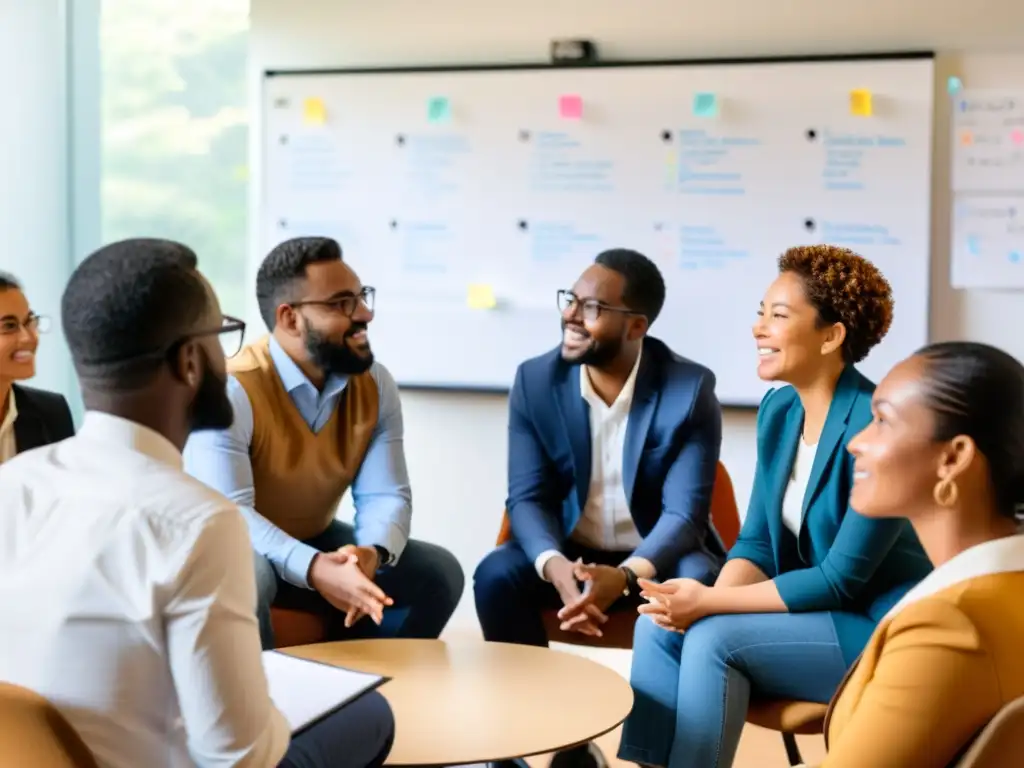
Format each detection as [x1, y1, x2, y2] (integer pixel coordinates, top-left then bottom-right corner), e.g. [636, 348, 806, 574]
[11, 384, 75, 454]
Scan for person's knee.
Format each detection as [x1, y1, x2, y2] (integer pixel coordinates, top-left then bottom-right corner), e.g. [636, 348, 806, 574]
[361, 690, 395, 759]
[426, 544, 465, 615]
[680, 614, 735, 665]
[472, 544, 532, 607]
[253, 553, 278, 612]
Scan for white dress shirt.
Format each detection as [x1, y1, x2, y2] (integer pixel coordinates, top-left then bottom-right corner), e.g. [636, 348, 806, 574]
[0, 389, 17, 464]
[535, 350, 645, 580]
[0, 411, 290, 768]
[781, 438, 817, 535]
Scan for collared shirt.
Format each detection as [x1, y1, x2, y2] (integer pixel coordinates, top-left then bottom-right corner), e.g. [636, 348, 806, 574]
[534, 350, 645, 579]
[0, 389, 17, 464]
[0, 411, 289, 768]
[183, 336, 412, 589]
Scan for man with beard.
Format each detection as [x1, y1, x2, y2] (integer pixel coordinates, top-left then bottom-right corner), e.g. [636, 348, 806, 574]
[473, 248, 725, 768]
[0, 238, 395, 768]
[185, 236, 464, 650]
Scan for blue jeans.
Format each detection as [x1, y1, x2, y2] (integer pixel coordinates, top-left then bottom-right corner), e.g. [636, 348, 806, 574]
[619, 612, 849, 768]
[255, 520, 465, 648]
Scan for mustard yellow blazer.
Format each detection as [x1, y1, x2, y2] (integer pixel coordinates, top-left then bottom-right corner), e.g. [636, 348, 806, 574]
[819, 565, 1024, 768]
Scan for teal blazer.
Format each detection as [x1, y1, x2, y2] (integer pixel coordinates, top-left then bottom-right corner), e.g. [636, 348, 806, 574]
[727, 366, 932, 665]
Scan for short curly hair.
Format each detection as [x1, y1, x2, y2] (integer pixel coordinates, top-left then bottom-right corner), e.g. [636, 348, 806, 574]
[778, 245, 893, 364]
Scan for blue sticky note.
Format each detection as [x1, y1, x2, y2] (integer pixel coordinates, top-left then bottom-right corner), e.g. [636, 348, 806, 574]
[427, 96, 451, 123]
[1010, 251, 1021, 264]
[967, 235, 980, 256]
[693, 92, 718, 117]
[947, 76, 963, 95]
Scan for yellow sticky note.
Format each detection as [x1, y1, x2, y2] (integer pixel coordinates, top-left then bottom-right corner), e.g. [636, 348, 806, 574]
[466, 284, 497, 310]
[849, 89, 873, 117]
[303, 97, 327, 125]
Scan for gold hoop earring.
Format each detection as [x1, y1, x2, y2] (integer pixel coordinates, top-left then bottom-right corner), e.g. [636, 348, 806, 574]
[933, 477, 959, 508]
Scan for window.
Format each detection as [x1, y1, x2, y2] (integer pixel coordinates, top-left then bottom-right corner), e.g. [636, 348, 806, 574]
[100, 0, 250, 317]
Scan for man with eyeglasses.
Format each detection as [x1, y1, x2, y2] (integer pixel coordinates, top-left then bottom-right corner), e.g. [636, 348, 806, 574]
[474, 248, 726, 768]
[0, 238, 394, 768]
[185, 236, 464, 650]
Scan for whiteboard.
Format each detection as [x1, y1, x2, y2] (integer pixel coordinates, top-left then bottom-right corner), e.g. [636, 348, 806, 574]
[260, 55, 934, 405]
[950, 89, 1024, 289]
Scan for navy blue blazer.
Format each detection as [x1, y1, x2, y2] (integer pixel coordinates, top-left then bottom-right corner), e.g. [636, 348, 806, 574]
[728, 366, 932, 664]
[506, 336, 725, 576]
[11, 384, 74, 453]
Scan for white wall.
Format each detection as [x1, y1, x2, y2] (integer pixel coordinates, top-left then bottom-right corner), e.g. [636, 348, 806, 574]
[249, 0, 1024, 630]
[0, 0, 72, 394]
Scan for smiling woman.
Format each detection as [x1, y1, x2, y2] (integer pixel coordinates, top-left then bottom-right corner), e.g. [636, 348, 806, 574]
[0, 272, 75, 464]
[619, 244, 932, 768]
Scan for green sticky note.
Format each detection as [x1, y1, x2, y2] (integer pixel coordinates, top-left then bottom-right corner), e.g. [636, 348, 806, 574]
[428, 96, 451, 123]
[693, 92, 718, 117]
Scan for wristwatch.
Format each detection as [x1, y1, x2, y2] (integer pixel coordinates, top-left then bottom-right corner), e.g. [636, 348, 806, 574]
[619, 565, 639, 597]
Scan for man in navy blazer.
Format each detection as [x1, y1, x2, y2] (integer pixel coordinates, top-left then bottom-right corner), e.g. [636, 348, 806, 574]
[474, 249, 725, 766]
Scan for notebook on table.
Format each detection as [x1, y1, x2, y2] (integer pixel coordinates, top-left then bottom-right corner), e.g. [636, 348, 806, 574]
[262, 650, 389, 734]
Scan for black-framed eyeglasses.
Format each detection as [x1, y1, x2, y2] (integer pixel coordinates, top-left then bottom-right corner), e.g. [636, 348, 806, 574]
[165, 314, 247, 360]
[0, 312, 50, 336]
[291, 286, 375, 318]
[557, 290, 638, 324]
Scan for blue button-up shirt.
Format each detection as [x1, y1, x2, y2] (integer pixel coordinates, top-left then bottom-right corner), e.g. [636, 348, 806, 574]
[183, 336, 412, 589]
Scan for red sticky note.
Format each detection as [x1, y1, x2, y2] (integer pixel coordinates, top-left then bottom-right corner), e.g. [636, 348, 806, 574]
[559, 94, 583, 119]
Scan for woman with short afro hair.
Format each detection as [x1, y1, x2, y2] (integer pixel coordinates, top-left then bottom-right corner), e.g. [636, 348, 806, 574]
[617, 245, 934, 768]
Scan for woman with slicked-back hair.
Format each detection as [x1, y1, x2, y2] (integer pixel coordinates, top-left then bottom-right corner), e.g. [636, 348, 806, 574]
[618, 245, 932, 768]
[818, 341, 1024, 767]
[0, 271, 73, 461]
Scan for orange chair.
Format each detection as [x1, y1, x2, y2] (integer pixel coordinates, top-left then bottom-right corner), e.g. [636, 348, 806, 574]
[0, 684, 98, 768]
[271, 606, 328, 648]
[496, 461, 741, 650]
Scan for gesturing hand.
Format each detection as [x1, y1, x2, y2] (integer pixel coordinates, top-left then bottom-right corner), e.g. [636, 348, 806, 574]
[636, 578, 709, 632]
[556, 561, 627, 635]
[309, 551, 393, 628]
[335, 544, 380, 581]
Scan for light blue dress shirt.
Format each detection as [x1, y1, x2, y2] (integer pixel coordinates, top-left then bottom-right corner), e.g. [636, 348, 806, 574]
[183, 336, 412, 589]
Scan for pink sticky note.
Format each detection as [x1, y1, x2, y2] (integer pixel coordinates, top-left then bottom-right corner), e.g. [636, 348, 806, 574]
[559, 94, 583, 119]
[1012, 129, 1024, 146]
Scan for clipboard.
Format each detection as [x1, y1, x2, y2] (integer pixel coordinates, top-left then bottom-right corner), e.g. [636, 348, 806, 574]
[262, 650, 391, 734]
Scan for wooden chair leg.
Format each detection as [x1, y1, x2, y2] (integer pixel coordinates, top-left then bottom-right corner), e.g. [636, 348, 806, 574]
[781, 732, 803, 765]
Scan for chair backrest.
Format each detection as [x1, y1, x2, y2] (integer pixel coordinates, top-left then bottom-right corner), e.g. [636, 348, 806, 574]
[0, 684, 98, 768]
[497, 461, 741, 550]
[954, 694, 1024, 767]
[710, 461, 741, 549]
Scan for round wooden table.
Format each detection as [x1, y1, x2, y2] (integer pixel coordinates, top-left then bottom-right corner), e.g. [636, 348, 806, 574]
[285, 638, 634, 766]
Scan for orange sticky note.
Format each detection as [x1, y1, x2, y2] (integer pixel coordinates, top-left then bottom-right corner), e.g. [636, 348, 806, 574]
[961, 131, 973, 146]
[559, 95, 583, 119]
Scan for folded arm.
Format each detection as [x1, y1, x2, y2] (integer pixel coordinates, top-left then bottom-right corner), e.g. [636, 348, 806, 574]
[350, 363, 412, 563]
[628, 371, 722, 579]
[166, 507, 290, 767]
[182, 377, 319, 588]
[822, 602, 1000, 768]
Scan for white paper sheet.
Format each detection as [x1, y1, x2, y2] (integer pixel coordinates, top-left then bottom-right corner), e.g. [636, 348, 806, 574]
[262, 650, 386, 734]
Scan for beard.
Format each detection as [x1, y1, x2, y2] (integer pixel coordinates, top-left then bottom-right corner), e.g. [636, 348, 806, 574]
[188, 358, 234, 433]
[560, 319, 621, 367]
[305, 322, 374, 375]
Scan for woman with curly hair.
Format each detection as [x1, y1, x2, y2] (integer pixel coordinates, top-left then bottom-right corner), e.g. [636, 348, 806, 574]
[617, 245, 933, 768]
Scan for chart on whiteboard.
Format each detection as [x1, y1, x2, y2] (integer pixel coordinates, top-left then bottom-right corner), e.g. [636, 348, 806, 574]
[950, 89, 1024, 289]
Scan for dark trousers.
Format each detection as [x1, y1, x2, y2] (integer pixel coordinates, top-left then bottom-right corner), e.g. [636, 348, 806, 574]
[473, 540, 720, 646]
[256, 520, 465, 649]
[280, 689, 394, 768]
